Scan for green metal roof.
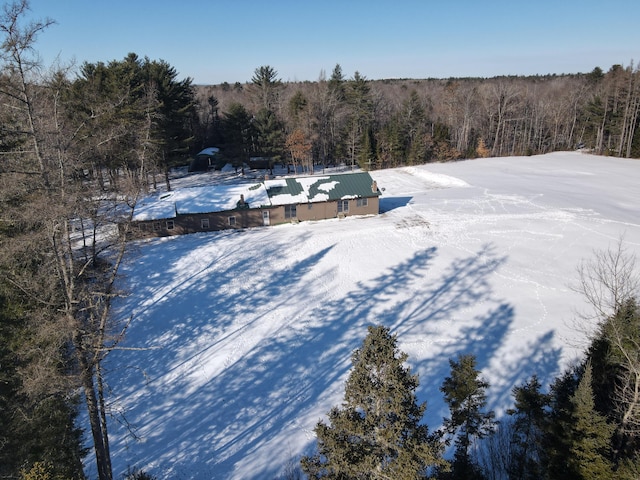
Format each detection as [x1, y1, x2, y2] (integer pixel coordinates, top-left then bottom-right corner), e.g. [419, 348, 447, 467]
[264, 177, 304, 198]
[265, 171, 380, 205]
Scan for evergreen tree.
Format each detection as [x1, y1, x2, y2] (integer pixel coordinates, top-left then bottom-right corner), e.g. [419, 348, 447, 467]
[74, 54, 197, 190]
[204, 94, 221, 146]
[301, 325, 446, 479]
[251, 65, 282, 112]
[142, 57, 197, 183]
[567, 363, 615, 480]
[220, 102, 254, 171]
[253, 107, 285, 172]
[507, 375, 550, 480]
[357, 127, 376, 170]
[309, 67, 347, 167]
[400, 90, 429, 165]
[439, 354, 496, 479]
[328, 63, 346, 101]
[587, 297, 640, 463]
[377, 118, 404, 169]
[288, 90, 308, 127]
[345, 72, 373, 168]
[543, 364, 581, 480]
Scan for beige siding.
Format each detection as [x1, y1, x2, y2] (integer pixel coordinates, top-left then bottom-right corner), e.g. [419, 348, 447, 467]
[269, 197, 379, 225]
[266, 206, 287, 225]
[128, 197, 379, 239]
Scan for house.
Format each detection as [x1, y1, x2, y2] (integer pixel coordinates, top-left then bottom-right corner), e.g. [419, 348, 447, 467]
[263, 172, 380, 225]
[127, 171, 380, 239]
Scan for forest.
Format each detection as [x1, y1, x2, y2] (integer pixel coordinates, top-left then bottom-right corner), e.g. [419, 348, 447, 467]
[0, 0, 639, 479]
[192, 63, 640, 173]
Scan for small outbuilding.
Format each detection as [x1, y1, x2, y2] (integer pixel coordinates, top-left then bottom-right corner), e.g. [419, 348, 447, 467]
[188, 147, 221, 172]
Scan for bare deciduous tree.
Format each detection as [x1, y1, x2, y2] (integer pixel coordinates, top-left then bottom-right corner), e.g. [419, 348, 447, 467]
[285, 128, 311, 174]
[574, 237, 639, 322]
[574, 238, 640, 459]
[0, 3, 141, 479]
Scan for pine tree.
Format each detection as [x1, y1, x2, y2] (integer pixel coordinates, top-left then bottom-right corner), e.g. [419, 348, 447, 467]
[507, 375, 549, 480]
[543, 364, 581, 480]
[254, 107, 285, 171]
[377, 118, 404, 168]
[600, 298, 640, 453]
[250, 65, 282, 111]
[439, 354, 496, 479]
[142, 57, 197, 184]
[345, 72, 373, 169]
[567, 362, 615, 480]
[328, 64, 346, 101]
[576, 242, 640, 461]
[400, 90, 429, 166]
[220, 102, 254, 170]
[357, 127, 376, 170]
[301, 325, 446, 479]
[74, 54, 197, 191]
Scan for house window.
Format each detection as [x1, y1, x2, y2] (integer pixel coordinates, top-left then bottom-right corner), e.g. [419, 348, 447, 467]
[356, 198, 368, 207]
[201, 218, 210, 229]
[228, 216, 236, 226]
[338, 200, 349, 213]
[285, 204, 297, 219]
[166, 220, 175, 230]
[153, 222, 161, 231]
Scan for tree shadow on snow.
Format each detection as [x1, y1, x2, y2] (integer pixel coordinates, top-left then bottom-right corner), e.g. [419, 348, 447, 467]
[105, 237, 563, 480]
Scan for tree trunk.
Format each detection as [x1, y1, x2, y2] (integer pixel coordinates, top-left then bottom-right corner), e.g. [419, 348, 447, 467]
[77, 344, 112, 480]
[97, 363, 113, 477]
[165, 168, 171, 192]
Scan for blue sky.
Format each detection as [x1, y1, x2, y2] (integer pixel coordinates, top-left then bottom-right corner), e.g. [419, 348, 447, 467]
[26, 0, 640, 85]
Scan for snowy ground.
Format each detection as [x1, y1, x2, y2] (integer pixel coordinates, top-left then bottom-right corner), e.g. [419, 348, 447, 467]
[104, 152, 640, 480]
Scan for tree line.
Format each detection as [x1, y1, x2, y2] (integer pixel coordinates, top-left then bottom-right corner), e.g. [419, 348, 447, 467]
[195, 62, 640, 173]
[0, 1, 639, 479]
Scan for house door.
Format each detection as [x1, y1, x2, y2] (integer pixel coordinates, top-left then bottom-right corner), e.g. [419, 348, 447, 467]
[262, 210, 270, 226]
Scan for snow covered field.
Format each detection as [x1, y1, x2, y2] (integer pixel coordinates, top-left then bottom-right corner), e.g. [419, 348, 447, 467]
[105, 152, 640, 479]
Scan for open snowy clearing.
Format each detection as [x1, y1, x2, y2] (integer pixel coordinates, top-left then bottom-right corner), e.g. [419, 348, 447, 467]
[105, 152, 640, 480]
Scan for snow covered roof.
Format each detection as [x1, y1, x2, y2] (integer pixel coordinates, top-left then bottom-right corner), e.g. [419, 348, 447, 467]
[265, 172, 379, 205]
[132, 182, 269, 221]
[132, 171, 379, 221]
[196, 147, 220, 156]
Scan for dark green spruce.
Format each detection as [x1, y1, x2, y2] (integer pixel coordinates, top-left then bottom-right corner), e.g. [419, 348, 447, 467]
[301, 325, 447, 479]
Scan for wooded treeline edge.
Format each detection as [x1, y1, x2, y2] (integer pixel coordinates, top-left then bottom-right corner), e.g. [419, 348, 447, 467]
[0, 1, 639, 479]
